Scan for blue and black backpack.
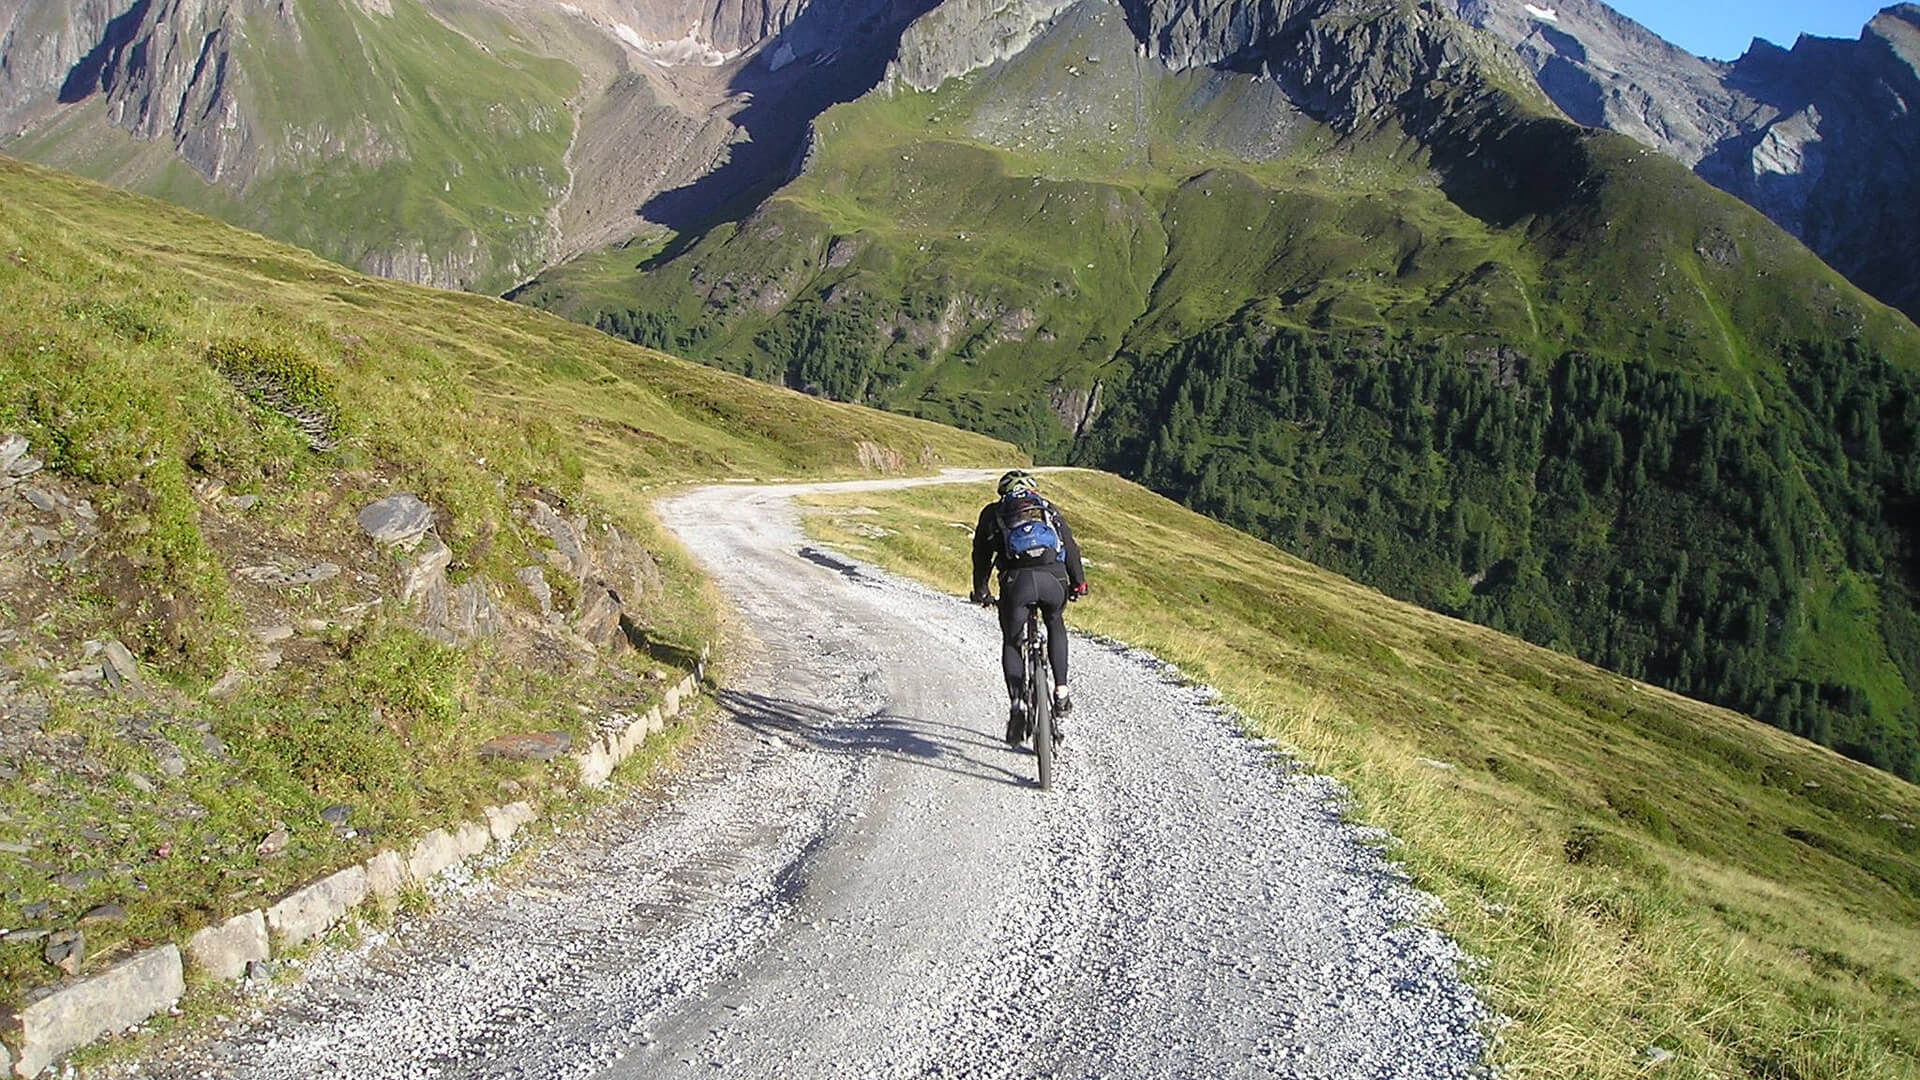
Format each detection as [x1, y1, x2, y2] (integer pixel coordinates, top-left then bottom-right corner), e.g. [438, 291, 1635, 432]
[997, 492, 1064, 567]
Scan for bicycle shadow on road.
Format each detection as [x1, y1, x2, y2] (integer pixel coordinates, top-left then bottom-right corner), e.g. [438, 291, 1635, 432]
[716, 688, 1036, 789]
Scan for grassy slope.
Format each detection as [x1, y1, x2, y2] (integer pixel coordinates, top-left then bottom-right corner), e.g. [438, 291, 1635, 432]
[804, 472, 1920, 1080]
[0, 155, 1010, 1007]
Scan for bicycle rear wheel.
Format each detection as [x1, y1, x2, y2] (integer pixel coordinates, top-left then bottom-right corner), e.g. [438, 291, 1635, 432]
[1030, 656, 1054, 791]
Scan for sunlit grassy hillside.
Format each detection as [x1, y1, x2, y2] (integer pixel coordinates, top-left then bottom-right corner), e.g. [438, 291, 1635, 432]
[805, 471, 1920, 1080]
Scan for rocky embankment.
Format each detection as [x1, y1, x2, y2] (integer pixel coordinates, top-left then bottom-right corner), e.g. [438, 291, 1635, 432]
[0, 427, 707, 1077]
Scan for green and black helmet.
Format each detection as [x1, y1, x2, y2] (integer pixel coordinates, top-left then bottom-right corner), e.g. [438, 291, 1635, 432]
[997, 469, 1039, 497]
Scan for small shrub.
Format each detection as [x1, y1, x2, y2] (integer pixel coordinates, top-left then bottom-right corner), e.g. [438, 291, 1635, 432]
[206, 339, 342, 451]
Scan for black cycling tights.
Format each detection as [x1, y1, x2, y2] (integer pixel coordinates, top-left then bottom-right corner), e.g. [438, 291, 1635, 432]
[998, 568, 1069, 704]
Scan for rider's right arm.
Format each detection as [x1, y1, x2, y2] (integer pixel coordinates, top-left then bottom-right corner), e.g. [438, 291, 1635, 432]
[971, 503, 998, 595]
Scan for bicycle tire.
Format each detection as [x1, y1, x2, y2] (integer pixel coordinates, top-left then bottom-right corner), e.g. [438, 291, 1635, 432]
[1032, 676, 1054, 791]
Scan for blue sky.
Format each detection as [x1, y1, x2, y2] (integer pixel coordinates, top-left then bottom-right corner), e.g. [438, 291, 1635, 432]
[1603, 0, 1886, 60]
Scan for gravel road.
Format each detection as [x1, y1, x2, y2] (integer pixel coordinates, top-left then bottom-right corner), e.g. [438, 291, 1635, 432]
[143, 471, 1488, 1080]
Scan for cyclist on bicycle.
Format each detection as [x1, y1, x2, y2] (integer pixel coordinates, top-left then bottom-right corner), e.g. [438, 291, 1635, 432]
[969, 469, 1088, 745]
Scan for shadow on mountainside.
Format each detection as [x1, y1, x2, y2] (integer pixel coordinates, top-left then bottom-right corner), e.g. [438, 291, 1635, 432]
[637, 0, 941, 241]
[58, 0, 154, 103]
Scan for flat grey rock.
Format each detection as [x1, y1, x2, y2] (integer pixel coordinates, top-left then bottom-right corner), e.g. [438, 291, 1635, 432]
[79, 904, 126, 925]
[44, 929, 83, 974]
[0, 433, 26, 473]
[236, 562, 342, 586]
[51, 869, 102, 890]
[186, 911, 269, 983]
[12, 945, 183, 1077]
[357, 494, 435, 546]
[101, 640, 141, 689]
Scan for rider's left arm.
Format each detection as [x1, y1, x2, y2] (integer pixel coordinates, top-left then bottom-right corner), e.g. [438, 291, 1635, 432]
[970, 503, 998, 596]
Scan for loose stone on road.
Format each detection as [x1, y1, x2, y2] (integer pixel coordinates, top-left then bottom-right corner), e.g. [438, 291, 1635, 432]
[136, 471, 1487, 1079]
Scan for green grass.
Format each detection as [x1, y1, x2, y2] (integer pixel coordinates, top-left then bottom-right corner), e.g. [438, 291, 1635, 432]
[801, 471, 1920, 1080]
[0, 154, 1012, 1008]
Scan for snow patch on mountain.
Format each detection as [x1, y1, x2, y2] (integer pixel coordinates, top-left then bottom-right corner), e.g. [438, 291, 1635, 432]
[613, 21, 743, 66]
[1523, 4, 1557, 22]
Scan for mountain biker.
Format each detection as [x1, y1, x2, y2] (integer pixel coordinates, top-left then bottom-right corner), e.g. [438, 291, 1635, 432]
[969, 469, 1088, 745]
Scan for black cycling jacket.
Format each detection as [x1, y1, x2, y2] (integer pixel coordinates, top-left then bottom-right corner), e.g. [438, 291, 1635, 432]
[971, 497, 1086, 596]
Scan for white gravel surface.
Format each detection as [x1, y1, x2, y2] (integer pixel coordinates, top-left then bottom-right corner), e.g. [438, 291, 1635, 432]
[139, 471, 1488, 1079]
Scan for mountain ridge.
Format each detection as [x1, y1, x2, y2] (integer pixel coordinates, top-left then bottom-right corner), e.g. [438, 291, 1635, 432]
[5, 0, 1919, 319]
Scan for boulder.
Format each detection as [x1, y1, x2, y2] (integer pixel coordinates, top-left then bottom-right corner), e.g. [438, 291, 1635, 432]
[99, 641, 140, 690]
[364, 850, 407, 906]
[516, 566, 554, 618]
[399, 535, 452, 606]
[0, 434, 27, 474]
[573, 588, 627, 651]
[444, 581, 499, 643]
[43, 931, 83, 976]
[452, 821, 491, 859]
[356, 494, 435, 547]
[573, 737, 618, 789]
[406, 828, 460, 883]
[482, 802, 536, 845]
[529, 499, 586, 583]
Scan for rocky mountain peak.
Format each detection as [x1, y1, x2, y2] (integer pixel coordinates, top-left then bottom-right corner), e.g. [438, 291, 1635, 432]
[1455, 0, 1920, 320]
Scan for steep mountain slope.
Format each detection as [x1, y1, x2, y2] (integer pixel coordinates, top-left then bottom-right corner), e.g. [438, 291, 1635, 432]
[7, 0, 1915, 322]
[1456, 0, 1920, 320]
[518, 0, 1920, 779]
[0, 0, 940, 292]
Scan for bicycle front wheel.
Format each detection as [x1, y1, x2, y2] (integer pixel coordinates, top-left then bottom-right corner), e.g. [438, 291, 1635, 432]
[1032, 678, 1054, 791]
